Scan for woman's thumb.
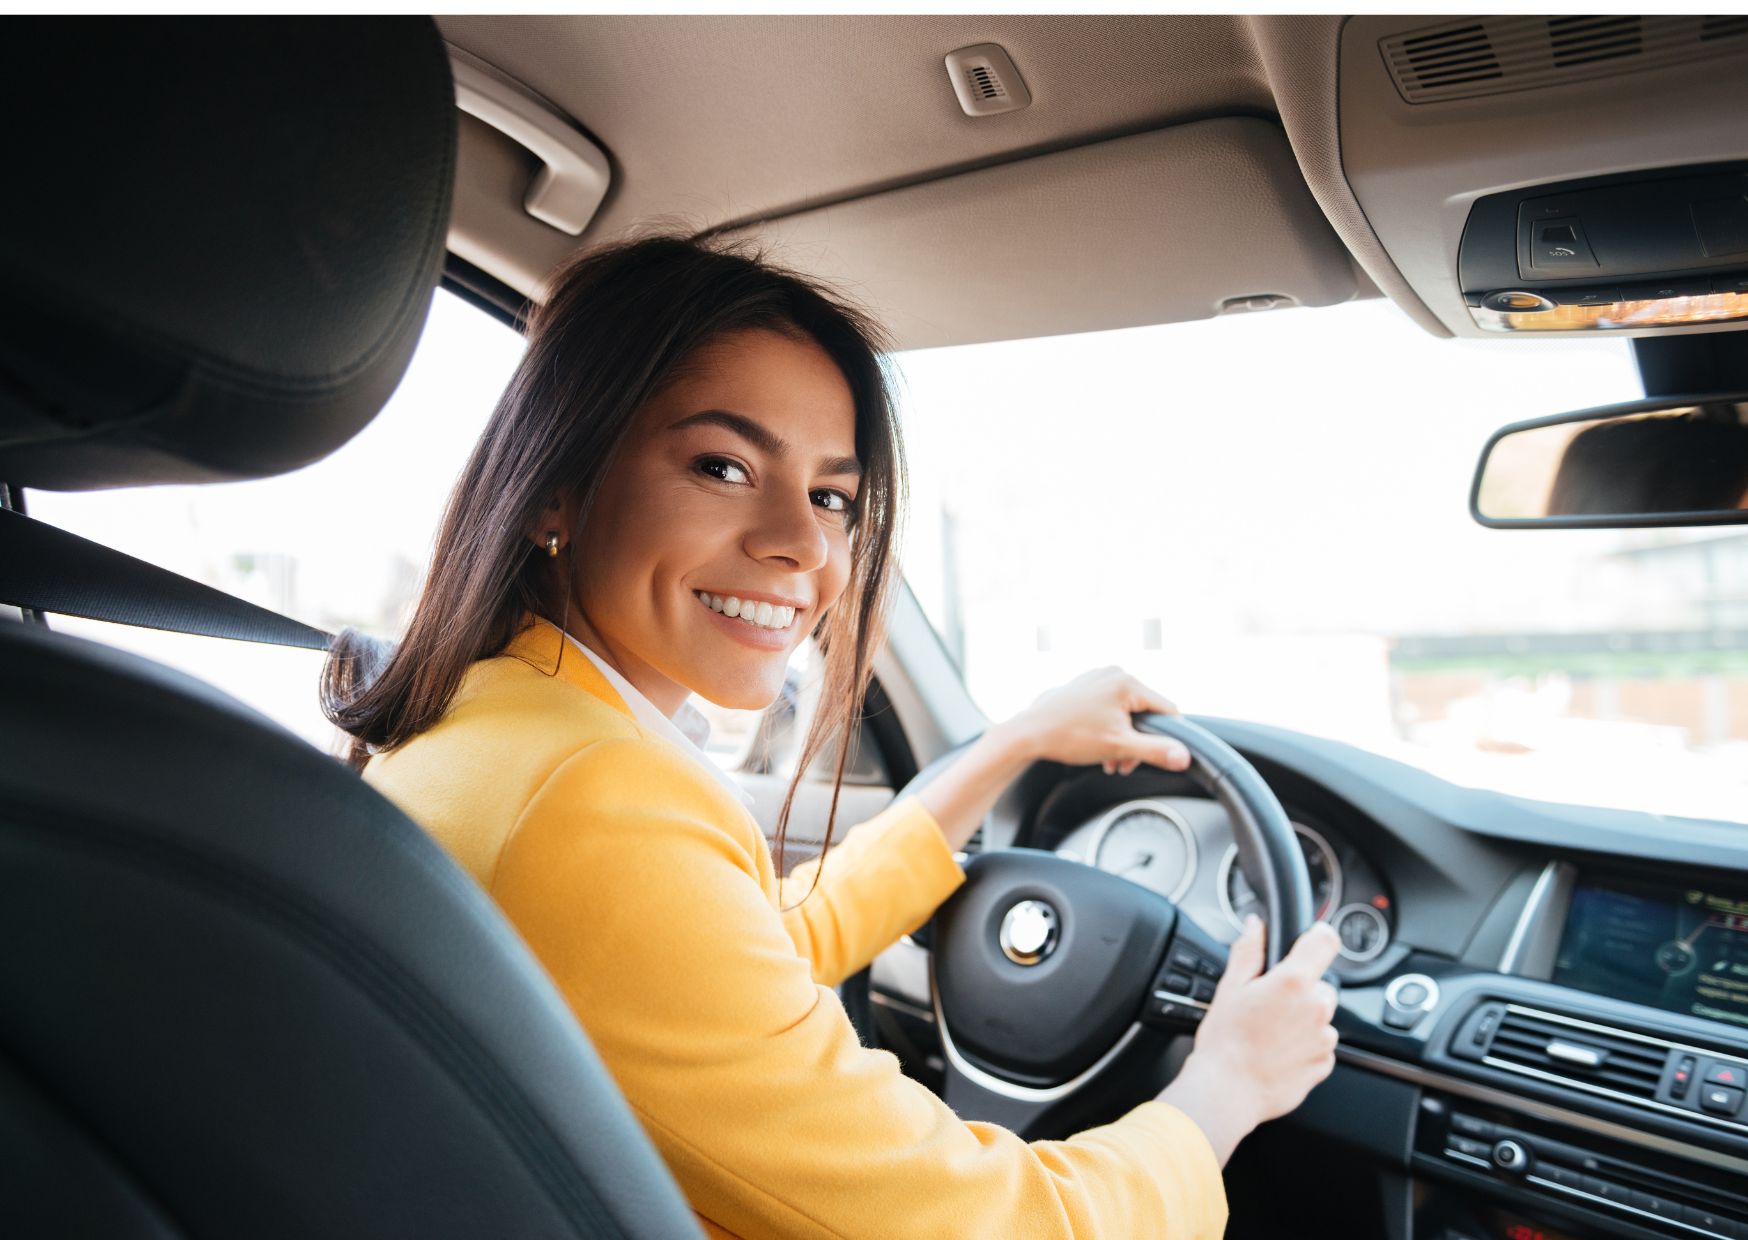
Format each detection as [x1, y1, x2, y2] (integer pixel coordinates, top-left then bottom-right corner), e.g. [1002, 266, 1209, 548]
[1216, 914, 1266, 992]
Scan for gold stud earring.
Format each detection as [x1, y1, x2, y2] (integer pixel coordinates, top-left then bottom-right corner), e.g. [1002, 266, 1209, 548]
[545, 531, 560, 557]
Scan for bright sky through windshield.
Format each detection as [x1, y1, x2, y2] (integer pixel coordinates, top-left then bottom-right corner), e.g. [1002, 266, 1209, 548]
[891, 297, 1745, 824]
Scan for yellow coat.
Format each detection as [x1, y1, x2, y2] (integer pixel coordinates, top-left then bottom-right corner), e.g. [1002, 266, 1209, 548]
[364, 612, 1227, 1238]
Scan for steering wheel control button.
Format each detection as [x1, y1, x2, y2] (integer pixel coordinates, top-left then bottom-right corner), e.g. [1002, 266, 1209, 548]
[1382, 973, 1440, 1031]
[1190, 978, 1216, 1003]
[1699, 1084, 1745, 1117]
[997, 899, 1058, 966]
[1491, 1139, 1530, 1174]
[1144, 993, 1205, 1028]
[1165, 970, 1193, 994]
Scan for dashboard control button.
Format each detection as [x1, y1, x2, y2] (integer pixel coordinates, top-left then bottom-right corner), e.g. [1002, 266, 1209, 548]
[1703, 1061, 1747, 1089]
[1491, 1139, 1530, 1173]
[1588, 1178, 1625, 1203]
[1450, 1113, 1494, 1139]
[1630, 1190, 1679, 1221]
[1545, 1165, 1581, 1189]
[1699, 1084, 1744, 1117]
[1382, 973, 1440, 1032]
[1673, 1054, 1698, 1100]
[1447, 1134, 1490, 1160]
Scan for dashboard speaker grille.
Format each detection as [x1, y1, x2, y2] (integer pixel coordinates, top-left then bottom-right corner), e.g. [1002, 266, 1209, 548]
[1381, 15, 1748, 104]
[1487, 1009, 1668, 1100]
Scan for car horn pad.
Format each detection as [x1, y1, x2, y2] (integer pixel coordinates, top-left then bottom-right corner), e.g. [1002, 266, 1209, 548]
[931, 848, 1192, 1087]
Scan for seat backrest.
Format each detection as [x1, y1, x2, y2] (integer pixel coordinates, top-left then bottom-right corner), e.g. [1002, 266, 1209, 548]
[0, 18, 704, 1238]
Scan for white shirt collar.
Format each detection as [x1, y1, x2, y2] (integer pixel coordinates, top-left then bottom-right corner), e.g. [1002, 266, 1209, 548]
[558, 628, 756, 810]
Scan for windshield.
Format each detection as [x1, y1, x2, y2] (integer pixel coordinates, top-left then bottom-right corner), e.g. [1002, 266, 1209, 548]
[28, 290, 1746, 824]
[890, 299, 1748, 825]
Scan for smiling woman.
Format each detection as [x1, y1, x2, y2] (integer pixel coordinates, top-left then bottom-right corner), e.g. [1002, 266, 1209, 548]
[322, 236, 905, 893]
[332, 234, 1338, 1240]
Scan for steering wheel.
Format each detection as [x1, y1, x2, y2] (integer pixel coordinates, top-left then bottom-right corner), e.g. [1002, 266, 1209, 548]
[893, 713, 1314, 1139]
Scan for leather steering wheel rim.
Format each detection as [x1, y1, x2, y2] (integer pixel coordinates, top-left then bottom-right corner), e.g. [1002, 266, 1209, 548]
[880, 712, 1315, 1135]
[1132, 713, 1314, 965]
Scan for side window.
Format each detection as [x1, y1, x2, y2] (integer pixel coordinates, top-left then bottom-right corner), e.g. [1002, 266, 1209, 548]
[23, 289, 527, 747]
[690, 638, 893, 787]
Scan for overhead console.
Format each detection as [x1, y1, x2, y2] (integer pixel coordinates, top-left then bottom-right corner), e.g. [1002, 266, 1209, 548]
[1337, 14, 1748, 339]
[1458, 164, 1748, 333]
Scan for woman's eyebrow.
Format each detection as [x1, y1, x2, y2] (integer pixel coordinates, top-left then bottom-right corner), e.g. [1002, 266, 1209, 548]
[667, 408, 862, 478]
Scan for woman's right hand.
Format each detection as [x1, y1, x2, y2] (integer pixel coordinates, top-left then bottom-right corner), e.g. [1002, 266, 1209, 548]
[1153, 915, 1341, 1165]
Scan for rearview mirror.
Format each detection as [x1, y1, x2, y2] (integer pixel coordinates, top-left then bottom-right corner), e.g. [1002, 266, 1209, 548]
[1471, 396, 1748, 528]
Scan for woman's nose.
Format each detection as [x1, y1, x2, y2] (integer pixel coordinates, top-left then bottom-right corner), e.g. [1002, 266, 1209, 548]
[744, 485, 828, 571]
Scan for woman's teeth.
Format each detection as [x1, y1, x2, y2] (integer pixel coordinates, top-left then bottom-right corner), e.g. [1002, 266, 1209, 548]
[695, 592, 796, 630]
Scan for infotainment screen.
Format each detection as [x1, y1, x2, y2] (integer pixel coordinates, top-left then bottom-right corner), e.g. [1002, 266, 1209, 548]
[1553, 876, 1748, 1031]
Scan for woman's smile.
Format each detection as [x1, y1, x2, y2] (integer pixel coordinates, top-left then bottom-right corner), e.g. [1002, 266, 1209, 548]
[694, 589, 801, 651]
[693, 589, 803, 631]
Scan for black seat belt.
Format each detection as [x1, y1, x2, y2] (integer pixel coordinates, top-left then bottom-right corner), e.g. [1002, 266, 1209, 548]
[0, 507, 333, 650]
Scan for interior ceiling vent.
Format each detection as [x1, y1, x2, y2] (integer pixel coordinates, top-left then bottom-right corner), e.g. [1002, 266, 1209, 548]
[1382, 15, 1748, 104]
[1484, 1009, 1668, 1101]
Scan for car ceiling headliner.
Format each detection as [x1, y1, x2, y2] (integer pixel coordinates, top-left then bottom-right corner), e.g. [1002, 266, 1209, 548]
[437, 15, 1397, 347]
[438, 14, 1277, 239]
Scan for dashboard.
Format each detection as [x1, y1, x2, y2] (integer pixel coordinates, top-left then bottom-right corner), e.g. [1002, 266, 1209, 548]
[1040, 794, 1397, 972]
[870, 715, 1748, 1240]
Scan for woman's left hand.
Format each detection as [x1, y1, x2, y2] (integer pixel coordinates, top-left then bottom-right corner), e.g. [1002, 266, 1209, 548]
[1004, 665, 1191, 776]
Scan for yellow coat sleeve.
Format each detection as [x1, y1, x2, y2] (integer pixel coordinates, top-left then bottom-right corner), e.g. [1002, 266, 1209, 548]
[775, 794, 966, 989]
[490, 738, 1229, 1240]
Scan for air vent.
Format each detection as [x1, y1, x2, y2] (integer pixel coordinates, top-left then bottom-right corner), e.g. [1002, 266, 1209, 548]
[1486, 1008, 1668, 1100]
[943, 43, 1031, 117]
[1547, 16, 1643, 68]
[1393, 24, 1503, 95]
[1381, 15, 1748, 104]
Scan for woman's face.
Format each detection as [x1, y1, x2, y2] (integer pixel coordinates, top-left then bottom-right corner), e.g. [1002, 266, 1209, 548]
[556, 327, 861, 716]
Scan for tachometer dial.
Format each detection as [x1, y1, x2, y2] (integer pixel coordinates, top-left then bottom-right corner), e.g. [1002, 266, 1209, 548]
[1088, 800, 1199, 902]
[1218, 824, 1342, 931]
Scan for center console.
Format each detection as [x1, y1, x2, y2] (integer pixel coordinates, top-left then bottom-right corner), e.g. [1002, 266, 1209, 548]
[1393, 863, 1748, 1239]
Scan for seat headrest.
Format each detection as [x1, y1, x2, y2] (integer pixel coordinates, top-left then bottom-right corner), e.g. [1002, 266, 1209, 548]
[0, 17, 456, 491]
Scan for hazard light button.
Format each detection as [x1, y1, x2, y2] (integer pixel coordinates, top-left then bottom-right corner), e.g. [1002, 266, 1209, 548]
[1703, 1061, 1748, 1089]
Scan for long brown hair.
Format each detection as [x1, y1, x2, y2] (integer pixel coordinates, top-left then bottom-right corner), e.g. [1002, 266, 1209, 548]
[321, 235, 907, 908]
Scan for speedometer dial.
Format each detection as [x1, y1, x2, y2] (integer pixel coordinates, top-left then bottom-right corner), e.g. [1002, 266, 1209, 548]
[1088, 800, 1199, 902]
[1218, 824, 1342, 931]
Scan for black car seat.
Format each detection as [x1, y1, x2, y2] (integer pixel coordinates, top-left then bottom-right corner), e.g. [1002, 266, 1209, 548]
[0, 18, 705, 1239]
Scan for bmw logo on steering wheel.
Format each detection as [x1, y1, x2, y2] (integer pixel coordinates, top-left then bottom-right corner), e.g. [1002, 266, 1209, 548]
[999, 899, 1060, 966]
